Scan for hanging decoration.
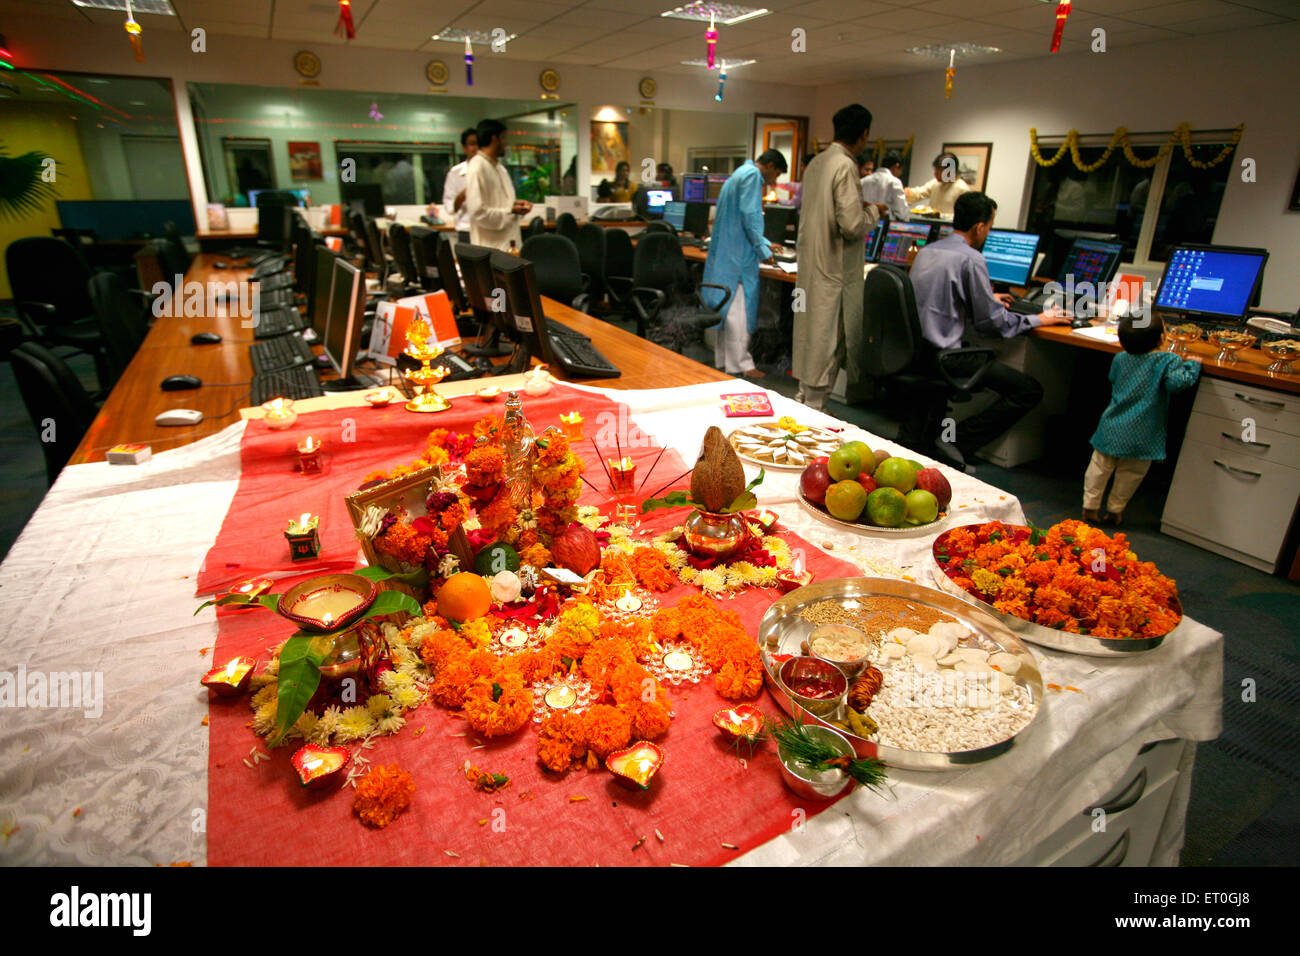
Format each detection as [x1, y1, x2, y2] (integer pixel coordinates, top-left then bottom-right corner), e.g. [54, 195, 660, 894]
[1029, 123, 1245, 172]
[336, 0, 357, 40]
[123, 0, 145, 63]
[706, 13, 718, 70]
[465, 37, 474, 86]
[871, 135, 915, 166]
[1049, 0, 1072, 53]
[715, 64, 727, 102]
[368, 102, 384, 122]
[944, 48, 954, 99]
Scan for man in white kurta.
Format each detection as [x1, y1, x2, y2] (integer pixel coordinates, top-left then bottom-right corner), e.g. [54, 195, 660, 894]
[465, 119, 530, 251]
[905, 151, 972, 217]
[793, 104, 884, 410]
[437, 127, 478, 241]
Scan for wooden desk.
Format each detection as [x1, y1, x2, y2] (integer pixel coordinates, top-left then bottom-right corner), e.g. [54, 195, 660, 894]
[656, 241, 798, 285]
[194, 224, 350, 243]
[69, 254, 731, 465]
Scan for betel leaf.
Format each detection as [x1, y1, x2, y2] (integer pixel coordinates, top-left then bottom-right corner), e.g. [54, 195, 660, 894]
[355, 564, 429, 590]
[270, 631, 334, 745]
[722, 467, 765, 514]
[354, 565, 398, 581]
[640, 490, 694, 513]
[363, 590, 422, 619]
[193, 592, 281, 616]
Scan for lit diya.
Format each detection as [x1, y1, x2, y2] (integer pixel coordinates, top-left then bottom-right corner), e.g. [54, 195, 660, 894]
[559, 411, 584, 441]
[523, 364, 553, 396]
[776, 550, 813, 593]
[475, 385, 503, 402]
[751, 508, 781, 533]
[284, 513, 321, 562]
[226, 577, 273, 607]
[200, 656, 256, 697]
[291, 744, 351, 790]
[276, 573, 378, 632]
[364, 388, 398, 407]
[712, 704, 765, 743]
[608, 457, 637, 494]
[645, 641, 710, 686]
[606, 741, 664, 790]
[498, 626, 530, 649]
[262, 397, 297, 430]
[297, 435, 323, 475]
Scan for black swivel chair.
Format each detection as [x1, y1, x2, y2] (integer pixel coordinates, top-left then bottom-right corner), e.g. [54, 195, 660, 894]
[520, 235, 589, 312]
[602, 228, 635, 317]
[386, 222, 424, 294]
[555, 212, 579, 241]
[861, 263, 995, 468]
[158, 236, 191, 284]
[9, 341, 100, 484]
[88, 271, 150, 386]
[525, 217, 546, 238]
[6, 236, 109, 390]
[643, 220, 675, 235]
[574, 224, 606, 312]
[629, 232, 729, 350]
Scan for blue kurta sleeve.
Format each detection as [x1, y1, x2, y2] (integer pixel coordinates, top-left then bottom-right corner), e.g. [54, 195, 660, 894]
[1163, 355, 1201, 393]
[738, 169, 769, 260]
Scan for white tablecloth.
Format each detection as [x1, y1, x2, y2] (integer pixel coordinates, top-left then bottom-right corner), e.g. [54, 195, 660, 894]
[0, 381, 1222, 865]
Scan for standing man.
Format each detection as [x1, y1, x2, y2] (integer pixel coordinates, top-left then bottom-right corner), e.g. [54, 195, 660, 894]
[701, 149, 788, 379]
[438, 127, 478, 242]
[793, 104, 887, 410]
[906, 151, 971, 217]
[465, 118, 532, 251]
[861, 151, 909, 221]
[904, 192, 1070, 466]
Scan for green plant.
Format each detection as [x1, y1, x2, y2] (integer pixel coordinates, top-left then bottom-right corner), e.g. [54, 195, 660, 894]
[0, 142, 59, 220]
[517, 162, 554, 203]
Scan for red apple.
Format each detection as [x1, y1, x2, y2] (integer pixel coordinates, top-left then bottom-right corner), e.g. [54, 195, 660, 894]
[915, 467, 952, 512]
[800, 461, 832, 506]
[857, 473, 878, 494]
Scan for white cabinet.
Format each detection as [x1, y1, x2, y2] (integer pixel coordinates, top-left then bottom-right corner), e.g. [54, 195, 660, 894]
[1162, 378, 1300, 572]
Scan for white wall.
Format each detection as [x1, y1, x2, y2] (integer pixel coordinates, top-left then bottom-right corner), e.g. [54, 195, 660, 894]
[813, 22, 1300, 309]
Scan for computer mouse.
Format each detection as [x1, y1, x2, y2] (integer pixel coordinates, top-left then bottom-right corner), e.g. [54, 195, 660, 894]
[1071, 317, 1094, 329]
[190, 332, 222, 345]
[161, 374, 202, 390]
[155, 409, 204, 427]
[214, 261, 229, 269]
[473, 356, 495, 373]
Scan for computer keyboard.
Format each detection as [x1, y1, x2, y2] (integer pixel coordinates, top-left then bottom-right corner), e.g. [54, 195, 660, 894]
[256, 288, 297, 311]
[547, 332, 620, 379]
[545, 318, 591, 340]
[252, 258, 290, 278]
[252, 307, 306, 339]
[255, 272, 294, 292]
[1008, 297, 1044, 315]
[250, 365, 324, 405]
[250, 333, 315, 374]
[437, 351, 479, 381]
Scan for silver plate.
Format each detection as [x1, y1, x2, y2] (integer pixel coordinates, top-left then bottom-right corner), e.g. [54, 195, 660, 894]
[928, 527, 1179, 658]
[727, 422, 840, 472]
[795, 487, 950, 537]
[757, 577, 1044, 771]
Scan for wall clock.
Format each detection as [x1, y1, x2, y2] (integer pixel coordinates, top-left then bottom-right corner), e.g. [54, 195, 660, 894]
[639, 76, 657, 100]
[426, 60, 449, 86]
[539, 68, 561, 93]
[294, 50, 321, 79]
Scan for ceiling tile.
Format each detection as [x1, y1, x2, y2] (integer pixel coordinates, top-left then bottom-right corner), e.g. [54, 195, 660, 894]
[1122, 0, 1237, 26]
[784, 0, 896, 21]
[1173, 9, 1289, 32]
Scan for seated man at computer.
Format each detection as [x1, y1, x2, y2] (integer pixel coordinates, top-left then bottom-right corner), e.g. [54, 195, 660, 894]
[466, 118, 532, 252]
[906, 151, 971, 217]
[904, 192, 1070, 467]
[861, 151, 909, 221]
[701, 149, 788, 378]
[437, 127, 478, 242]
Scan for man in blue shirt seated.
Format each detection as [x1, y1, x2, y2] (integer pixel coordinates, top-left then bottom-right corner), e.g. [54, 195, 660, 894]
[904, 191, 1069, 468]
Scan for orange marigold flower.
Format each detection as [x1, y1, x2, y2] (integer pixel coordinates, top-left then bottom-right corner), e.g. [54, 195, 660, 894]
[537, 712, 585, 772]
[420, 628, 471, 671]
[580, 704, 632, 758]
[630, 547, 676, 592]
[352, 763, 414, 828]
[520, 543, 552, 569]
[374, 521, 433, 567]
[473, 414, 503, 438]
[714, 656, 763, 700]
[630, 699, 671, 740]
[464, 673, 532, 737]
[464, 445, 505, 485]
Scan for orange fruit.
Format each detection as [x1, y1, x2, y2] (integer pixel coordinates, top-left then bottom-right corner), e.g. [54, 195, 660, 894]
[435, 572, 493, 622]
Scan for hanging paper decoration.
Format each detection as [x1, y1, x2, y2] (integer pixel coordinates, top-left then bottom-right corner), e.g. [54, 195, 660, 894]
[123, 0, 145, 62]
[465, 37, 474, 86]
[1050, 0, 1072, 53]
[714, 65, 726, 102]
[706, 13, 718, 70]
[368, 102, 384, 121]
[336, 0, 356, 40]
[944, 48, 954, 99]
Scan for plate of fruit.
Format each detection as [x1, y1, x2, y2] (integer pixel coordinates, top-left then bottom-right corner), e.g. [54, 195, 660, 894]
[727, 418, 842, 470]
[797, 440, 953, 535]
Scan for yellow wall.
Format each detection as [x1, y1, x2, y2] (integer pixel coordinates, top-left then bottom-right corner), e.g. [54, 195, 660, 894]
[0, 101, 93, 299]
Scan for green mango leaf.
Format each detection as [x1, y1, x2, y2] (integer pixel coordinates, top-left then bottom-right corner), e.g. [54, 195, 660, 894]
[640, 490, 695, 513]
[270, 631, 334, 745]
[363, 590, 422, 619]
[745, 467, 767, 493]
[723, 491, 757, 514]
[354, 565, 397, 581]
[356, 564, 428, 589]
[193, 592, 281, 616]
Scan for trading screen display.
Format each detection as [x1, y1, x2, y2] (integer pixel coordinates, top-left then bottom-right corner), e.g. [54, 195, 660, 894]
[682, 174, 707, 203]
[706, 174, 728, 203]
[982, 230, 1040, 285]
[645, 189, 673, 209]
[1155, 247, 1267, 319]
[662, 201, 687, 231]
[1059, 239, 1124, 286]
[878, 222, 933, 266]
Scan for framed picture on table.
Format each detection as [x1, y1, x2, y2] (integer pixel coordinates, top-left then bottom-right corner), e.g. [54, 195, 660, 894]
[941, 142, 992, 192]
[346, 465, 474, 581]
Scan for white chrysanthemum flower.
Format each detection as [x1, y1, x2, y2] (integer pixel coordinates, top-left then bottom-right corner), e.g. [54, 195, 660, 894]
[392, 685, 424, 710]
[380, 669, 414, 693]
[366, 693, 396, 717]
[411, 621, 442, 642]
[264, 655, 280, 676]
[438, 553, 460, 577]
[334, 706, 377, 742]
[358, 504, 387, 538]
[292, 711, 319, 741]
[251, 682, 277, 709]
[251, 700, 277, 736]
[376, 714, 406, 735]
[680, 567, 698, 583]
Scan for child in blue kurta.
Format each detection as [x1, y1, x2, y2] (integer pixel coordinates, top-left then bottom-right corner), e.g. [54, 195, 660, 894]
[1084, 313, 1200, 524]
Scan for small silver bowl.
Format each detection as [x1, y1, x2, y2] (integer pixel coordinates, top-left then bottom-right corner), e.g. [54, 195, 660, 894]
[777, 656, 847, 719]
[807, 624, 874, 679]
[777, 724, 855, 800]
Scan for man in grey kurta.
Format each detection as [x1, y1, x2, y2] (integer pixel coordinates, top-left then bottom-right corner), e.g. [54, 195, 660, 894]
[793, 104, 886, 410]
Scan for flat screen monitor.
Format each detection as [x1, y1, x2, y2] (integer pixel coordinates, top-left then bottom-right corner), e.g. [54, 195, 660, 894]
[323, 257, 364, 379]
[491, 251, 553, 373]
[256, 200, 292, 247]
[408, 225, 442, 292]
[1154, 244, 1269, 322]
[763, 206, 798, 245]
[455, 242, 506, 330]
[645, 189, 673, 210]
[340, 182, 385, 217]
[662, 201, 687, 232]
[1056, 238, 1124, 289]
[387, 222, 420, 286]
[683, 201, 709, 238]
[682, 174, 707, 204]
[865, 222, 885, 262]
[982, 229, 1041, 285]
[292, 220, 318, 295]
[878, 221, 934, 267]
[706, 174, 728, 204]
[1045, 228, 1119, 281]
[249, 188, 308, 207]
[935, 224, 954, 240]
[309, 246, 337, 336]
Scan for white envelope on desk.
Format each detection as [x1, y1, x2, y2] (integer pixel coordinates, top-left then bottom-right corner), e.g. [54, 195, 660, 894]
[1071, 325, 1120, 344]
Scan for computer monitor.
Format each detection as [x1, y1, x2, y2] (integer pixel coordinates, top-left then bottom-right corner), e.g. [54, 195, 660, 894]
[1044, 228, 1119, 281]
[249, 188, 308, 208]
[705, 174, 728, 204]
[340, 182, 385, 217]
[662, 201, 687, 232]
[935, 224, 954, 240]
[1154, 244, 1269, 323]
[864, 222, 886, 262]
[763, 206, 798, 245]
[322, 257, 366, 384]
[491, 251, 553, 375]
[878, 221, 934, 267]
[682, 174, 707, 204]
[309, 246, 337, 336]
[982, 229, 1041, 286]
[1056, 238, 1124, 289]
[645, 189, 673, 211]
[408, 225, 442, 292]
[387, 222, 420, 287]
[683, 201, 709, 238]
[363, 217, 387, 273]
[256, 199, 293, 247]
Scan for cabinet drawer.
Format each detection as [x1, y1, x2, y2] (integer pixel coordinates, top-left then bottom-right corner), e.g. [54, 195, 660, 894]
[1184, 411, 1300, 469]
[1193, 377, 1300, 438]
[1047, 771, 1178, 867]
[1162, 438, 1300, 564]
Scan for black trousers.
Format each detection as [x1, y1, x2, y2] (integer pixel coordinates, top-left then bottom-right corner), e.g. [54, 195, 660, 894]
[897, 351, 1044, 457]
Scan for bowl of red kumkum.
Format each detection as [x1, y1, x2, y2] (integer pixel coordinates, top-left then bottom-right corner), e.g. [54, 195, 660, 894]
[777, 656, 847, 718]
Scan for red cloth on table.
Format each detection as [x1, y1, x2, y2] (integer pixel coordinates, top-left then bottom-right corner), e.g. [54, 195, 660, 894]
[205, 385, 865, 866]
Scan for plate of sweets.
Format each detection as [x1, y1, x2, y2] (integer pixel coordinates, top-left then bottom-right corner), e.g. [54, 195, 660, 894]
[727, 416, 840, 469]
[797, 440, 953, 535]
[930, 519, 1182, 657]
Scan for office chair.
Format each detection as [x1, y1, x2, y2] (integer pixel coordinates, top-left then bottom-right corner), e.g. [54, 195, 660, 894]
[520, 235, 589, 312]
[5, 236, 109, 391]
[158, 236, 191, 283]
[630, 232, 729, 348]
[9, 341, 100, 484]
[525, 217, 546, 238]
[556, 212, 579, 241]
[861, 263, 995, 467]
[574, 224, 606, 311]
[408, 225, 442, 292]
[88, 271, 150, 385]
[644, 221, 676, 235]
[602, 228, 636, 317]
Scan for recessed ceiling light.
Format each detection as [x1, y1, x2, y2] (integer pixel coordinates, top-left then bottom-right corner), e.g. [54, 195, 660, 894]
[906, 42, 1002, 59]
[661, 3, 770, 26]
[129, 99, 146, 105]
[86, 78, 111, 84]
[681, 57, 756, 68]
[431, 28, 518, 44]
[70, 0, 176, 14]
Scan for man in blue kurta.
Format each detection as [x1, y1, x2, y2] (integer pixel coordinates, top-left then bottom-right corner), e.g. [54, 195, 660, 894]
[701, 150, 788, 378]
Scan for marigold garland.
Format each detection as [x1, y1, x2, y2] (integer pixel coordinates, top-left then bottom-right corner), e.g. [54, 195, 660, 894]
[581, 704, 633, 758]
[352, 763, 415, 828]
[534, 430, 584, 539]
[464, 673, 532, 737]
[1029, 123, 1244, 172]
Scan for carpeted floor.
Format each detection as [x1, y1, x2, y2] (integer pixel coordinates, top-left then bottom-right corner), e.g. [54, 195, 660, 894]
[1, 337, 1296, 865]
